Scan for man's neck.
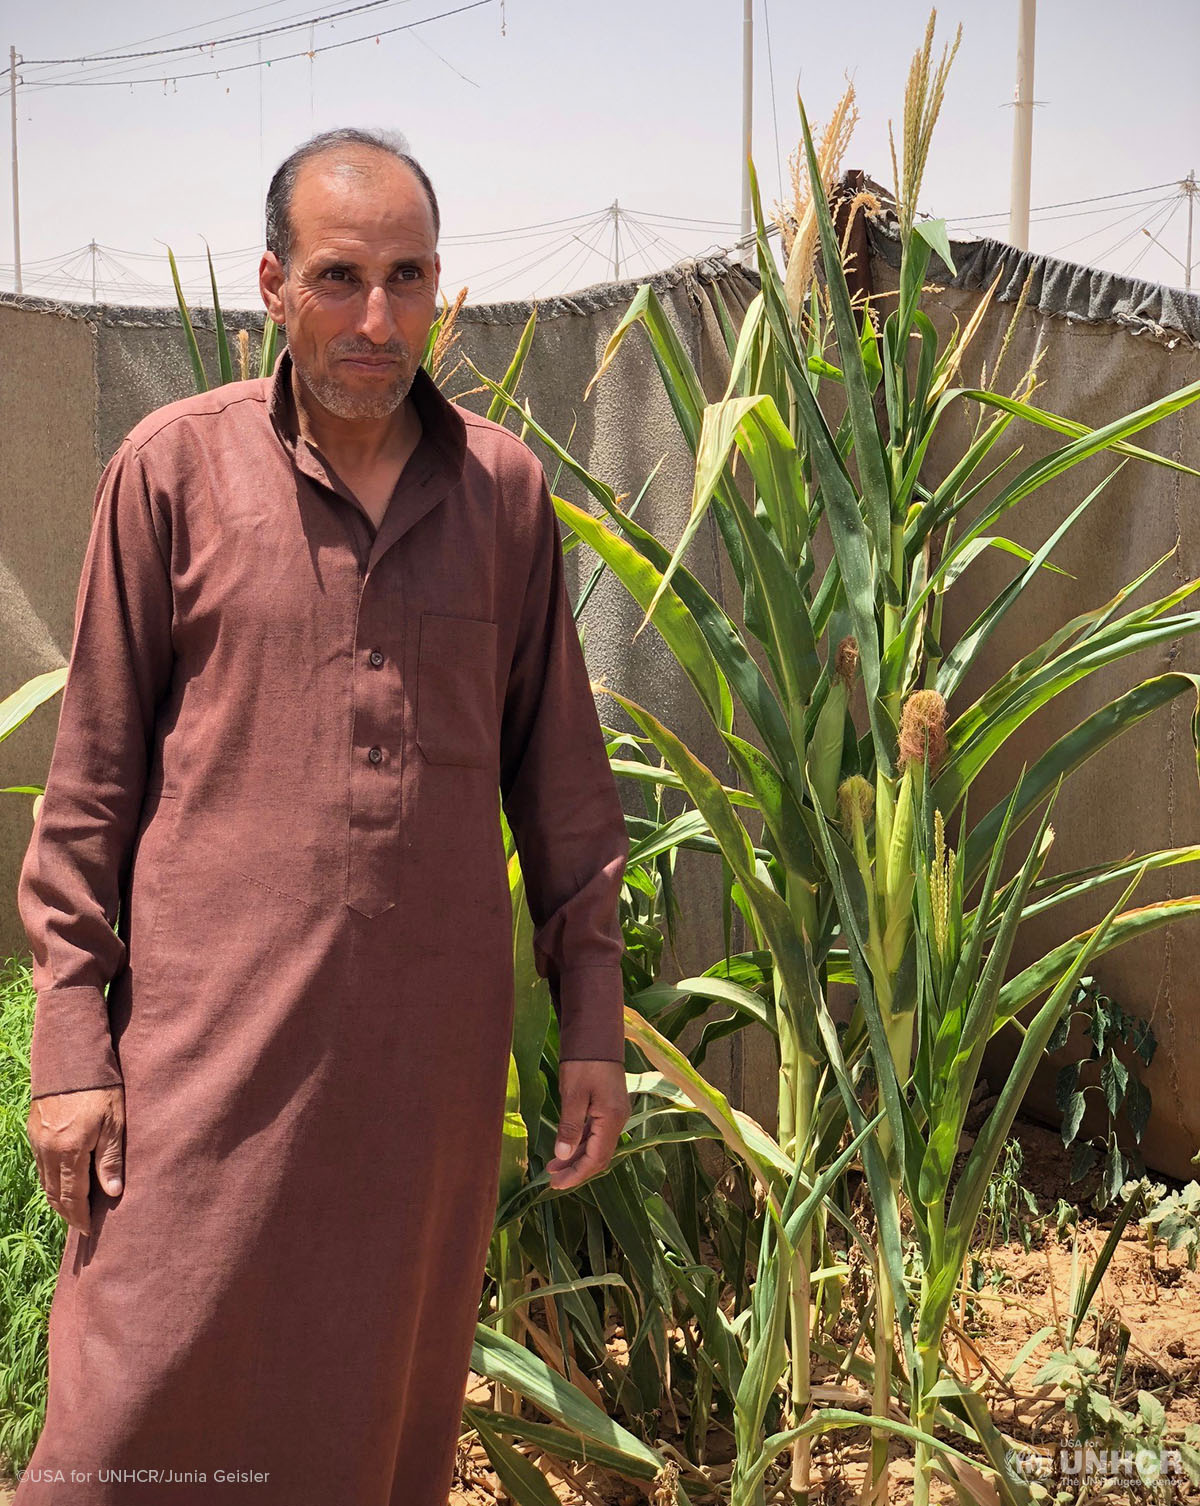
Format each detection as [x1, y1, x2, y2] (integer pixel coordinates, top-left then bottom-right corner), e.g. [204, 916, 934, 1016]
[291, 361, 420, 474]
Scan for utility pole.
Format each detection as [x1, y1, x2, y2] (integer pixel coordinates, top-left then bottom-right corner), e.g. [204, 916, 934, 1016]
[9, 44, 21, 293]
[739, 0, 753, 264]
[611, 199, 620, 279]
[90, 240, 98, 303]
[1008, 0, 1035, 251]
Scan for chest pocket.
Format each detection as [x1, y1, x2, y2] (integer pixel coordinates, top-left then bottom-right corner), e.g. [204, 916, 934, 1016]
[416, 613, 499, 768]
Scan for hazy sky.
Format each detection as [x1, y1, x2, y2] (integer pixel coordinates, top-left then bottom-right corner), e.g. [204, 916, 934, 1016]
[2, 0, 1197, 309]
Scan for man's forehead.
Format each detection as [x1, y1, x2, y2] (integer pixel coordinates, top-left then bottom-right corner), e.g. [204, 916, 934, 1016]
[290, 154, 435, 250]
[292, 210, 437, 268]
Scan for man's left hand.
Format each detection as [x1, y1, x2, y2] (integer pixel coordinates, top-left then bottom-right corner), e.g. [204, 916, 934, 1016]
[547, 1059, 629, 1191]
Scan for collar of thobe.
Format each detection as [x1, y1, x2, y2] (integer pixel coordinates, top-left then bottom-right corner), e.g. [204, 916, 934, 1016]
[265, 342, 469, 568]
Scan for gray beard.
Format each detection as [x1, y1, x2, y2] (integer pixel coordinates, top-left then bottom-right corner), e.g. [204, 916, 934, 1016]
[294, 353, 415, 421]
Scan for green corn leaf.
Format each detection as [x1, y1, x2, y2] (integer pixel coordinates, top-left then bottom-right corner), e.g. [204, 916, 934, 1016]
[164, 243, 207, 392]
[947, 546, 1178, 754]
[203, 238, 233, 386]
[487, 306, 537, 425]
[920, 787, 1054, 1207]
[465, 360, 799, 774]
[930, 377, 1200, 579]
[651, 396, 818, 720]
[959, 387, 1200, 481]
[468, 1328, 667, 1472]
[720, 730, 819, 881]
[995, 894, 1200, 1031]
[469, 1412, 569, 1506]
[963, 673, 1200, 887]
[938, 590, 1200, 810]
[740, 1408, 980, 1501]
[938, 466, 1126, 703]
[609, 688, 822, 1060]
[0, 668, 67, 744]
[930, 866, 1147, 1341]
[258, 315, 280, 379]
[551, 492, 730, 730]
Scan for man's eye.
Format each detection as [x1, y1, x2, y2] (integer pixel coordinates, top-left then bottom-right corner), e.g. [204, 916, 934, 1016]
[323, 268, 351, 281]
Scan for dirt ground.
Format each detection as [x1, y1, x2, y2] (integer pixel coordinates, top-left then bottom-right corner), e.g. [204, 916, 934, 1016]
[3, 1118, 1196, 1504]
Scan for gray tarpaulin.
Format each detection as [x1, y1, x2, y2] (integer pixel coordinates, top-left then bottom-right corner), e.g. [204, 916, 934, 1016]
[3, 197, 1199, 1174]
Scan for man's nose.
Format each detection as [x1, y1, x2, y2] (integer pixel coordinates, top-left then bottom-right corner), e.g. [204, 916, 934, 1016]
[357, 282, 398, 344]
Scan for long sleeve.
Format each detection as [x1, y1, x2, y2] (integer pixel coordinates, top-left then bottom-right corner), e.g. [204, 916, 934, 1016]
[18, 439, 175, 1100]
[499, 471, 629, 1063]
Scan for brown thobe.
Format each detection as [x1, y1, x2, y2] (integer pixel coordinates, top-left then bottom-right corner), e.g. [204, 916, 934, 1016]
[15, 345, 629, 1505]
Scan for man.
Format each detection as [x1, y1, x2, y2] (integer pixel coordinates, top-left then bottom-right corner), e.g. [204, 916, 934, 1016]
[17, 126, 631, 1505]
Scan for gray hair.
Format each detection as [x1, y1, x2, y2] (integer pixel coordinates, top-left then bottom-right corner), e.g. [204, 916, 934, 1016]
[265, 127, 440, 271]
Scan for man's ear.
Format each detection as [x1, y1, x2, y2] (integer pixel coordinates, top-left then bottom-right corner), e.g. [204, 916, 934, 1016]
[259, 251, 286, 325]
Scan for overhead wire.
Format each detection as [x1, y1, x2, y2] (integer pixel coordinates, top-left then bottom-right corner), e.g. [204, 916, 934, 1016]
[450, 213, 609, 292]
[528, 217, 614, 298]
[1105, 194, 1182, 273]
[619, 208, 741, 228]
[20, 0, 408, 65]
[1044, 193, 1178, 258]
[614, 212, 668, 275]
[948, 189, 1178, 236]
[1123, 198, 1189, 282]
[944, 180, 1182, 224]
[467, 219, 613, 298]
[1120, 196, 1185, 279]
[10, 0, 492, 91]
[762, 0, 784, 202]
[3, 1, 417, 94]
[465, 216, 611, 298]
[620, 212, 691, 261]
[17, 0, 317, 72]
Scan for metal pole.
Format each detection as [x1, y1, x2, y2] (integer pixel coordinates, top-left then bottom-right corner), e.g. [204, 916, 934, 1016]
[1186, 169, 1195, 292]
[612, 199, 620, 279]
[739, 0, 753, 263]
[9, 44, 20, 294]
[1008, 0, 1035, 251]
[90, 240, 97, 303]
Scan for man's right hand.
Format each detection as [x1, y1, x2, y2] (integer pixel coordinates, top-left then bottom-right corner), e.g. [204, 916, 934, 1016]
[27, 1086, 125, 1238]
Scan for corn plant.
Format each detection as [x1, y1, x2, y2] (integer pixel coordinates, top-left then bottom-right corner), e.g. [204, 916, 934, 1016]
[165, 239, 280, 392]
[466, 12, 1200, 1500]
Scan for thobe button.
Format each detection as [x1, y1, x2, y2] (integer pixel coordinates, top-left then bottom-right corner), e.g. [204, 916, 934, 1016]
[368, 745, 383, 764]
[369, 648, 384, 667]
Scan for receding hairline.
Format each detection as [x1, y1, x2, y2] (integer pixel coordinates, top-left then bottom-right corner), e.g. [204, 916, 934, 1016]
[265, 128, 440, 271]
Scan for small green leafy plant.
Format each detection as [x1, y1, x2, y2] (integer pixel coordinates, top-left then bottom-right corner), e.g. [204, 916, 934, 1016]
[1052, 977, 1156, 1207]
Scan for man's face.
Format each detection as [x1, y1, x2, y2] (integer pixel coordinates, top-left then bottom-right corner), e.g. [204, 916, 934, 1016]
[259, 149, 441, 423]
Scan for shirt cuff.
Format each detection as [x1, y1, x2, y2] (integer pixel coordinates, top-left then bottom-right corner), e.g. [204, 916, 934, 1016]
[555, 963, 627, 1063]
[28, 986, 124, 1100]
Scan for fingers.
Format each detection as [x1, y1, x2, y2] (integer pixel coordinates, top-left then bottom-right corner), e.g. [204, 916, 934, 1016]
[547, 1105, 625, 1191]
[93, 1098, 126, 1198]
[54, 1146, 93, 1237]
[546, 1062, 630, 1191]
[26, 1087, 125, 1238]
